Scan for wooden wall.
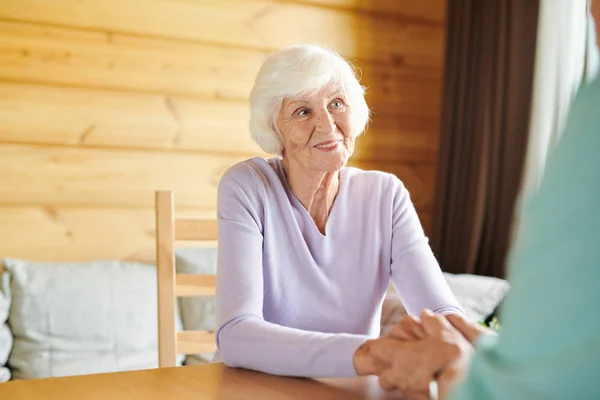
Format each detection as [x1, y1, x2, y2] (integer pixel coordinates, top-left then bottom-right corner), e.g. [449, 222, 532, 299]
[0, 0, 446, 263]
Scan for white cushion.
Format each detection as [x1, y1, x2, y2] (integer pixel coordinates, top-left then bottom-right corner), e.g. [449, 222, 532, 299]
[381, 273, 510, 335]
[2, 258, 184, 380]
[0, 271, 12, 382]
[442, 273, 510, 320]
[175, 248, 217, 365]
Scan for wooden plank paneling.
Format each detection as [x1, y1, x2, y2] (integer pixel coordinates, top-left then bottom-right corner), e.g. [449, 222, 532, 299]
[0, 144, 241, 210]
[0, 0, 445, 266]
[0, 21, 264, 101]
[0, 144, 434, 212]
[0, 82, 266, 155]
[359, 63, 443, 116]
[0, 22, 442, 117]
[289, 0, 446, 21]
[0, 82, 439, 162]
[0, 206, 214, 263]
[0, 0, 445, 64]
[356, 114, 440, 162]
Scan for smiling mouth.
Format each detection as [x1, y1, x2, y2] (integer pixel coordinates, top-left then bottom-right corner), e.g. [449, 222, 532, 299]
[314, 140, 342, 150]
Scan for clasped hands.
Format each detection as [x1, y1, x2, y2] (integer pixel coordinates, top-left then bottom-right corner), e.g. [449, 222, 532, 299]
[353, 310, 494, 400]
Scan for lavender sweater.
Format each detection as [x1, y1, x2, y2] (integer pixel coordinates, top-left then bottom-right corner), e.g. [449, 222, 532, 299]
[214, 157, 463, 378]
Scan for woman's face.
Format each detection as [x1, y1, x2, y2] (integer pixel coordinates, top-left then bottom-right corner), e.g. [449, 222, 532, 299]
[276, 81, 355, 173]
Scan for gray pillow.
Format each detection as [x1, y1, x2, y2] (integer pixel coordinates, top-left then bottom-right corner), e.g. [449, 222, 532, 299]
[2, 258, 184, 380]
[175, 248, 217, 365]
[0, 271, 12, 381]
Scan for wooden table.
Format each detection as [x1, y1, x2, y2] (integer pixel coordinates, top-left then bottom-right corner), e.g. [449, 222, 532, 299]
[0, 363, 404, 399]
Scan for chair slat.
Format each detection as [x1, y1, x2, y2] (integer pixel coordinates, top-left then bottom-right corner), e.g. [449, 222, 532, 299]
[175, 274, 216, 297]
[175, 219, 218, 241]
[156, 190, 219, 367]
[155, 191, 177, 368]
[177, 331, 217, 354]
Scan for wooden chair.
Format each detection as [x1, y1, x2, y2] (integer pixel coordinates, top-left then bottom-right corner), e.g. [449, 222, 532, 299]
[155, 190, 218, 368]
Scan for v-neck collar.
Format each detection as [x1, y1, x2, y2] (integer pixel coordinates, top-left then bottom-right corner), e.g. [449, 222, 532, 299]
[274, 158, 346, 238]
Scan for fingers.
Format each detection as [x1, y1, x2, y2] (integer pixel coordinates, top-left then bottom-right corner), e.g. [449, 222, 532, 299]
[419, 309, 451, 339]
[378, 367, 432, 397]
[445, 314, 485, 343]
[369, 337, 404, 364]
[389, 315, 426, 341]
[378, 368, 400, 391]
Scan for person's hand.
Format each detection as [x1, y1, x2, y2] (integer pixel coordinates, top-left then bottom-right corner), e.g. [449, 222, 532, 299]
[445, 313, 497, 344]
[354, 314, 439, 377]
[370, 310, 474, 399]
[386, 315, 426, 341]
[353, 339, 389, 376]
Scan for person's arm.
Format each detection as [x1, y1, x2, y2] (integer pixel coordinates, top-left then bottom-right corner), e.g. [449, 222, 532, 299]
[388, 177, 464, 317]
[448, 79, 600, 400]
[215, 163, 369, 378]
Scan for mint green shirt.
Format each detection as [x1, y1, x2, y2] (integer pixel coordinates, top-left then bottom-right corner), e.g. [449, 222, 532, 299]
[449, 77, 600, 399]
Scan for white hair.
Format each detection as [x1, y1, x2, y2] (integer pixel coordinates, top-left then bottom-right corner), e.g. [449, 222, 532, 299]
[249, 44, 370, 155]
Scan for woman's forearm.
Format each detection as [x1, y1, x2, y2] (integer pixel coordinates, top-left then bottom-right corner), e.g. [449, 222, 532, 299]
[217, 314, 369, 378]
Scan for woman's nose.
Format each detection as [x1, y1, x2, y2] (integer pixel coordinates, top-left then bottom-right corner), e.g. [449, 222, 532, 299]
[314, 109, 336, 134]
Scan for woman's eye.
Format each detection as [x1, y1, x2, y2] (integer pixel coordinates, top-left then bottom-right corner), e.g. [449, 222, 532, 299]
[330, 99, 344, 108]
[297, 109, 310, 116]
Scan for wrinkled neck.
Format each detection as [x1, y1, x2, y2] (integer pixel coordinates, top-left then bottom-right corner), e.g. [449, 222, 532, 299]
[281, 157, 340, 234]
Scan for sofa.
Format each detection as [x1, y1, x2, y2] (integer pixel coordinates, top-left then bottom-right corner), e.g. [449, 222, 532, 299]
[0, 248, 510, 381]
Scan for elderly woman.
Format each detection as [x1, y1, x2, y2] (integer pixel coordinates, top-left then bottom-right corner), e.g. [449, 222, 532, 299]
[213, 44, 463, 378]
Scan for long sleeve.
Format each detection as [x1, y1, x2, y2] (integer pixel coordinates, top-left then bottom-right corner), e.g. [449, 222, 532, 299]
[388, 177, 464, 317]
[214, 163, 368, 378]
[448, 79, 600, 399]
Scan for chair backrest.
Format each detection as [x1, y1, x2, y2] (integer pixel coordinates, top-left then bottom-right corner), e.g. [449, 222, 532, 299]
[155, 190, 218, 368]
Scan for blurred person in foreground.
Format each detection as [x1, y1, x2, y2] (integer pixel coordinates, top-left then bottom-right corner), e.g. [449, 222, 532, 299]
[368, 9, 600, 399]
[212, 44, 463, 378]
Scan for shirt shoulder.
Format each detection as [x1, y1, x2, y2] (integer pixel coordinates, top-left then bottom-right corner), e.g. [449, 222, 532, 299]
[218, 157, 280, 193]
[344, 166, 410, 201]
[217, 157, 283, 223]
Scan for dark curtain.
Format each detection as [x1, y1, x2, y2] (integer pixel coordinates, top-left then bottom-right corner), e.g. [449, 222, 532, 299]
[431, 0, 540, 278]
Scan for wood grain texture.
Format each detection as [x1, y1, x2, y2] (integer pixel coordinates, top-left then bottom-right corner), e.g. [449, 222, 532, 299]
[0, 144, 243, 210]
[0, 82, 264, 155]
[0, 82, 439, 162]
[356, 114, 441, 162]
[0, 0, 445, 64]
[176, 331, 217, 354]
[0, 0, 445, 265]
[155, 190, 177, 368]
[289, 0, 446, 21]
[0, 144, 435, 212]
[0, 363, 400, 400]
[0, 21, 265, 101]
[175, 274, 217, 297]
[175, 219, 218, 241]
[0, 206, 213, 263]
[0, 21, 442, 116]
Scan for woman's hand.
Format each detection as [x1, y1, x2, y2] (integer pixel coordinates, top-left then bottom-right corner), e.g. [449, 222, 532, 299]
[353, 312, 452, 377]
[386, 315, 426, 341]
[369, 310, 475, 399]
[353, 339, 389, 376]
